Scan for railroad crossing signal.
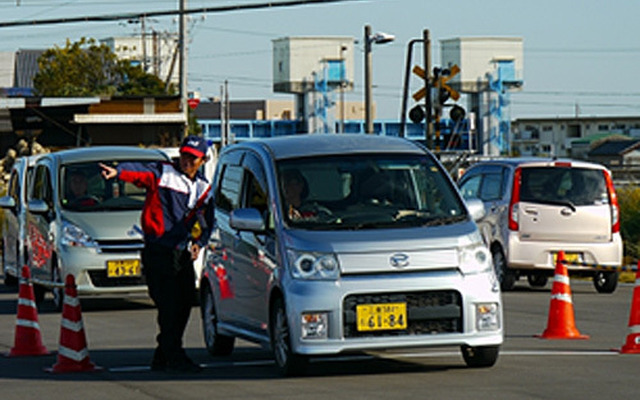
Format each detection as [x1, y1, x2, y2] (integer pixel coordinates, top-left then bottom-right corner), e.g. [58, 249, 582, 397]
[411, 65, 427, 101]
[435, 64, 461, 104]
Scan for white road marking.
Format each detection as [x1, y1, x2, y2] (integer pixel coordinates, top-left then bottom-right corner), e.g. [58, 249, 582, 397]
[107, 350, 619, 373]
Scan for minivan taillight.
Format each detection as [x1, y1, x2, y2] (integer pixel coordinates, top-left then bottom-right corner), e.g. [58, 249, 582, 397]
[603, 170, 620, 234]
[508, 167, 521, 231]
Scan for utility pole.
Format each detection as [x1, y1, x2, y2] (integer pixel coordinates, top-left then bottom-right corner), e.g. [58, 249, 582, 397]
[423, 29, 432, 149]
[179, 0, 188, 136]
[364, 24, 373, 134]
[141, 15, 147, 72]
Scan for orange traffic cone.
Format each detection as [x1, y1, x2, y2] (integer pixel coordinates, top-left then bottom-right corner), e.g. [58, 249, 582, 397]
[46, 274, 102, 373]
[537, 251, 589, 340]
[7, 266, 50, 357]
[620, 262, 640, 354]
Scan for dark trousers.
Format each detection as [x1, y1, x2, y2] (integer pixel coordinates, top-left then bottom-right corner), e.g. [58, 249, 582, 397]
[142, 242, 195, 364]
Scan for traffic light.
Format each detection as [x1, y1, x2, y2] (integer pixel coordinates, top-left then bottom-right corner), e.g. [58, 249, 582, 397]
[449, 104, 466, 122]
[409, 105, 425, 124]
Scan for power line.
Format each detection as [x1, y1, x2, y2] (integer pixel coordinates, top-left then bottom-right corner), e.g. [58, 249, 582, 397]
[0, 0, 362, 28]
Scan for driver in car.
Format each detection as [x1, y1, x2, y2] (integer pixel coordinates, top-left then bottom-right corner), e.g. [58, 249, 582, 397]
[66, 171, 98, 207]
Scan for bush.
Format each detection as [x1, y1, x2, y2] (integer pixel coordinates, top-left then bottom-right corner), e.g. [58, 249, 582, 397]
[617, 185, 640, 261]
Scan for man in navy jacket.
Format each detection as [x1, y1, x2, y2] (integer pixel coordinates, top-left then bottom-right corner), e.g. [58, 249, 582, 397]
[100, 136, 213, 373]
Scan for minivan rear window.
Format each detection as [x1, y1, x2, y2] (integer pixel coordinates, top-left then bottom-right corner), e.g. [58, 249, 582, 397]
[520, 167, 608, 207]
[276, 154, 467, 230]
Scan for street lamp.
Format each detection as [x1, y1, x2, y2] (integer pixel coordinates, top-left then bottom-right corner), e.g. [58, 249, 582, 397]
[364, 24, 395, 134]
[339, 44, 347, 134]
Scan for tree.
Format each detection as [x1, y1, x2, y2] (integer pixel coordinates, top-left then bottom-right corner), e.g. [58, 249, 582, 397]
[34, 37, 174, 97]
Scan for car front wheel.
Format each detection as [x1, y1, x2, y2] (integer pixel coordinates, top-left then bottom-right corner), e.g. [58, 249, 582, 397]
[270, 297, 307, 376]
[492, 248, 515, 291]
[51, 260, 64, 312]
[461, 345, 500, 368]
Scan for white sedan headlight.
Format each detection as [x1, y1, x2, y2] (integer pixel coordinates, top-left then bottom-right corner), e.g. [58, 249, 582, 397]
[287, 250, 340, 280]
[459, 244, 492, 275]
[61, 220, 97, 248]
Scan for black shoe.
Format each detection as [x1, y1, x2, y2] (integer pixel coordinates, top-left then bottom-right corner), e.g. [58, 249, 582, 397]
[150, 348, 166, 371]
[165, 357, 202, 374]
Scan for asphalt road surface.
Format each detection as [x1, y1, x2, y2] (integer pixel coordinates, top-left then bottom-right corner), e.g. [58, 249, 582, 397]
[0, 275, 638, 400]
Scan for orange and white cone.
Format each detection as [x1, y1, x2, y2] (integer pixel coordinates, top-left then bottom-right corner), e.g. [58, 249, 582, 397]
[620, 262, 640, 354]
[7, 266, 50, 357]
[46, 274, 102, 373]
[538, 251, 589, 340]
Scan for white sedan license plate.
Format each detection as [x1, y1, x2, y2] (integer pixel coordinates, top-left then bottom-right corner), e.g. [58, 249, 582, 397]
[107, 259, 141, 278]
[356, 302, 407, 332]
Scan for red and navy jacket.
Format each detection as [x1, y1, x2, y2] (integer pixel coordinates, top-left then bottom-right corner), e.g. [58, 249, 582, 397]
[116, 161, 213, 249]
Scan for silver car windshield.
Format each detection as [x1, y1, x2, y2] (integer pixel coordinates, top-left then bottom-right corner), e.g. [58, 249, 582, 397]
[61, 161, 154, 211]
[277, 153, 467, 230]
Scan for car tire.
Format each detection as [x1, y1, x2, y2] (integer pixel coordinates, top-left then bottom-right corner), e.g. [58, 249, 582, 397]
[492, 248, 515, 291]
[33, 283, 46, 306]
[200, 283, 235, 356]
[2, 240, 18, 286]
[51, 260, 64, 312]
[593, 271, 618, 294]
[270, 297, 307, 376]
[527, 273, 548, 288]
[461, 345, 500, 368]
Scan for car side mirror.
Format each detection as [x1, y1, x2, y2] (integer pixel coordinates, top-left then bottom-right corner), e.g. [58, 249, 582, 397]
[230, 208, 265, 232]
[465, 198, 486, 222]
[0, 195, 16, 210]
[27, 199, 50, 214]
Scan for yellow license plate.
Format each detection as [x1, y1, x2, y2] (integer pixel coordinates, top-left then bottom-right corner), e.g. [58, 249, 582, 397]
[553, 252, 582, 264]
[107, 259, 141, 278]
[356, 302, 407, 332]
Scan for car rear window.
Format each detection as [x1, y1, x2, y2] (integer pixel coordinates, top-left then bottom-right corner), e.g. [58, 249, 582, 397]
[520, 167, 609, 206]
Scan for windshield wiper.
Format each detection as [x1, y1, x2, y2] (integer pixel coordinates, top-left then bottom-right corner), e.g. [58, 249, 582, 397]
[528, 199, 576, 212]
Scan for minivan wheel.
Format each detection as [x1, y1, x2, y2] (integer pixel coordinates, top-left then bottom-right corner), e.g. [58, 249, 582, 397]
[33, 284, 46, 305]
[492, 248, 515, 291]
[51, 261, 64, 312]
[2, 242, 18, 286]
[3, 269, 17, 286]
[271, 297, 307, 376]
[461, 345, 500, 368]
[200, 284, 235, 356]
[527, 273, 548, 288]
[593, 271, 618, 294]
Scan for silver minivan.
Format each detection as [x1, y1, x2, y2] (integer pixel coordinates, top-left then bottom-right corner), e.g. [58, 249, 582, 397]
[0, 155, 40, 285]
[458, 158, 623, 293]
[200, 135, 502, 376]
[24, 146, 169, 309]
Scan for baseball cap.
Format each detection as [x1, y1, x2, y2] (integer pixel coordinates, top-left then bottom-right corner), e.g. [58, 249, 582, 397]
[179, 135, 207, 158]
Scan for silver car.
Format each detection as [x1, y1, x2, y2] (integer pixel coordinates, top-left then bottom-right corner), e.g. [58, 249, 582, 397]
[0, 155, 40, 285]
[458, 158, 623, 293]
[200, 134, 502, 376]
[24, 146, 169, 309]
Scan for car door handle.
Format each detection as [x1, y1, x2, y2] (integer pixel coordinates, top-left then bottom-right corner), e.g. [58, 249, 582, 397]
[523, 208, 538, 215]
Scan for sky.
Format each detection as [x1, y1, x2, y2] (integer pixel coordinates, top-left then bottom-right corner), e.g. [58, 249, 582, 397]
[1, 0, 640, 121]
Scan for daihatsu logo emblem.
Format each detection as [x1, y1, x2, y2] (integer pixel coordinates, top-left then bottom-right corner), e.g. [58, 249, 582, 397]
[390, 253, 410, 268]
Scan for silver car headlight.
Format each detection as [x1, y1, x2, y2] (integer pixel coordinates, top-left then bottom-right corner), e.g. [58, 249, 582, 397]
[287, 250, 340, 280]
[61, 220, 98, 248]
[459, 244, 492, 275]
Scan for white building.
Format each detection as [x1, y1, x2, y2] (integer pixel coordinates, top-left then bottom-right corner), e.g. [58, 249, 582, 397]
[101, 34, 179, 87]
[511, 116, 640, 158]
